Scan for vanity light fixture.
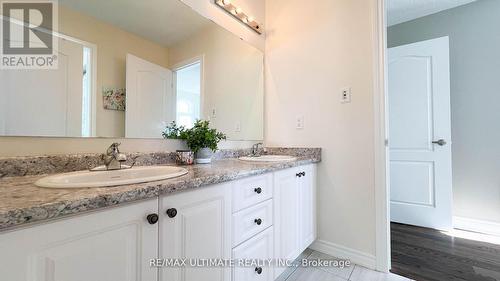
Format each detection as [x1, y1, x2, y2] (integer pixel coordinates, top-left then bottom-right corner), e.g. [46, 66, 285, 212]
[215, 0, 262, 34]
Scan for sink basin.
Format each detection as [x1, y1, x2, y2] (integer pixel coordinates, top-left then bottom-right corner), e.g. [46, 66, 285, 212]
[239, 155, 297, 162]
[35, 166, 189, 189]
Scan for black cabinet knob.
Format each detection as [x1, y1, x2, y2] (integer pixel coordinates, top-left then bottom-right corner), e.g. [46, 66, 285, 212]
[254, 187, 262, 194]
[301, 172, 306, 177]
[255, 267, 263, 275]
[166, 208, 178, 218]
[296, 173, 302, 178]
[147, 214, 159, 225]
[254, 218, 263, 225]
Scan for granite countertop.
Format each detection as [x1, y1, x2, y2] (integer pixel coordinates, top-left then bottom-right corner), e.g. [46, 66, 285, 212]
[0, 154, 320, 232]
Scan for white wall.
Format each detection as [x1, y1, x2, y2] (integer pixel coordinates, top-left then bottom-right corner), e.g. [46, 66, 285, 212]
[265, 0, 378, 262]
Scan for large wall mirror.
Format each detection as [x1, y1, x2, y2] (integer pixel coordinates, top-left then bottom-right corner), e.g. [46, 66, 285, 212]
[0, 0, 264, 140]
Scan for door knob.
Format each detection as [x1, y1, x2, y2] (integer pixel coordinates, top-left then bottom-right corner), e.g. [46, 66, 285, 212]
[166, 208, 178, 218]
[146, 214, 159, 225]
[432, 139, 447, 146]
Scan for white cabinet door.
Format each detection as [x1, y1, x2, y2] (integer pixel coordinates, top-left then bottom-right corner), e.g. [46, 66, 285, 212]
[273, 165, 317, 278]
[0, 199, 159, 281]
[233, 227, 274, 281]
[298, 164, 317, 251]
[159, 183, 232, 281]
[273, 167, 301, 278]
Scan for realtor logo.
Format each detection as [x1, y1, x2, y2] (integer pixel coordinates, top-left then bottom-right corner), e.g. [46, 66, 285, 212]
[0, 0, 58, 69]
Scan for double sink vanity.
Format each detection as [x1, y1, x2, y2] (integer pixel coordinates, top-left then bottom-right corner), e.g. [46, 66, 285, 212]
[0, 0, 319, 280]
[0, 147, 320, 281]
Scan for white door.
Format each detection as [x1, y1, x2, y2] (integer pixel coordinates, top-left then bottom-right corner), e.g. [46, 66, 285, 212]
[0, 199, 159, 281]
[159, 183, 232, 281]
[388, 36, 452, 231]
[126, 54, 173, 138]
[0, 37, 84, 137]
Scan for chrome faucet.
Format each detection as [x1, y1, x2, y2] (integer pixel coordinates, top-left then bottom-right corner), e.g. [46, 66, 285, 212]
[102, 143, 127, 170]
[251, 142, 264, 157]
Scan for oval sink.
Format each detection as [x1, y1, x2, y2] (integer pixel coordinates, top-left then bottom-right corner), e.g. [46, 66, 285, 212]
[35, 166, 189, 189]
[239, 155, 297, 162]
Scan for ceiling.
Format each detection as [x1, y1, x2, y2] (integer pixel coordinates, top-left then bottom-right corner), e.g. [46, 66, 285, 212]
[59, 0, 211, 47]
[387, 0, 477, 26]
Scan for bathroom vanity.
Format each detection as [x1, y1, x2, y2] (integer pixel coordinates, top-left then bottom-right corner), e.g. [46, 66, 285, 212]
[0, 149, 320, 281]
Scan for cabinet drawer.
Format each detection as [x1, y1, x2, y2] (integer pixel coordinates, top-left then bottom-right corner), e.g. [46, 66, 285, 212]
[233, 199, 273, 247]
[232, 174, 273, 213]
[233, 227, 274, 281]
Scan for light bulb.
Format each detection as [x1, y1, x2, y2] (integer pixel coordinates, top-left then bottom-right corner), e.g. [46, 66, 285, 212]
[230, 9, 237, 15]
[222, 0, 231, 5]
[236, 7, 243, 14]
[247, 16, 255, 23]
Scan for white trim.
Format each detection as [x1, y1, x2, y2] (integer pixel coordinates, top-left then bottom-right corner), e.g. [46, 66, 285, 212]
[373, 0, 391, 273]
[454, 216, 500, 237]
[171, 55, 205, 123]
[54, 33, 98, 137]
[310, 240, 377, 270]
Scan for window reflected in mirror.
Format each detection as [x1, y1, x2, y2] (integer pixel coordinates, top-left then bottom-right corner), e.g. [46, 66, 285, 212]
[0, 0, 264, 141]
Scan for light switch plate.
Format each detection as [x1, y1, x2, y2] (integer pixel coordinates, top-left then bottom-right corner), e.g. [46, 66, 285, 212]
[341, 87, 352, 103]
[296, 115, 304, 129]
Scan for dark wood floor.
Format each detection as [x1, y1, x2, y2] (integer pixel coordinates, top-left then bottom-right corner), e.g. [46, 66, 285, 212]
[390, 222, 500, 281]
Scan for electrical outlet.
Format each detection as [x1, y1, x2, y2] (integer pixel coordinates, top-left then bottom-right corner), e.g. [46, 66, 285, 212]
[211, 108, 217, 119]
[235, 121, 241, 132]
[296, 115, 304, 130]
[341, 87, 352, 103]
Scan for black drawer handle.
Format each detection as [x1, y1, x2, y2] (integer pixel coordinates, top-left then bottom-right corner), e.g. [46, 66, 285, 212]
[166, 208, 178, 218]
[254, 187, 262, 194]
[146, 214, 159, 225]
[255, 267, 263, 275]
[254, 218, 263, 225]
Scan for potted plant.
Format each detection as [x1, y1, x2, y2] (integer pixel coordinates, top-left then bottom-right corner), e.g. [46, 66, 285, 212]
[163, 120, 226, 164]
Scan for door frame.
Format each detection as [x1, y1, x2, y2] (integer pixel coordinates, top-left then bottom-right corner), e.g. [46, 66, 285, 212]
[372, 0, 390, 273]
[171, 55, 205, 124]
[2, 16, 98, 136]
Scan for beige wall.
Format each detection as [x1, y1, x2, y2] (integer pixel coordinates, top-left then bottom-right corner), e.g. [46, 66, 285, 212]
[169, 25, 264, 141]
[59, 6, 170, 138]
[265, 0, 377, 259]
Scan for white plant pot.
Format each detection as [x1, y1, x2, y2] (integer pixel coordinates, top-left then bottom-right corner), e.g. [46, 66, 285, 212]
[195, 148, 213, 164]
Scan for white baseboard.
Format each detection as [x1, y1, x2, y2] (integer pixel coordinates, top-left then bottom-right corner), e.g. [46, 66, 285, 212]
[454, 216, 500, 237]
[310, 240, 376, 270]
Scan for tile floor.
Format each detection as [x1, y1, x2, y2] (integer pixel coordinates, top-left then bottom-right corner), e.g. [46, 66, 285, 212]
[277, 249, 412, 281]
